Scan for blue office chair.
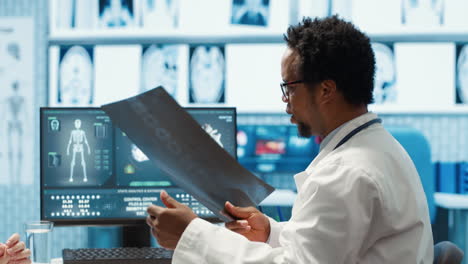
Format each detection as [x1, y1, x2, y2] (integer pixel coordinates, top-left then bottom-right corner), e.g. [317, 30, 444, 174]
[387, 126, 436, 223]
[388, 127, 464, 263]
[433, 241, 464, 264]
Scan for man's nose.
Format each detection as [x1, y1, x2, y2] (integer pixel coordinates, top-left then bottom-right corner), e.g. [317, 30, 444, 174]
[282, 95, 288, 103]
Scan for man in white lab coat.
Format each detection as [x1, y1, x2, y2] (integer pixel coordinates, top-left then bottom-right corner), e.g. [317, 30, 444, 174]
[146, 16, 434, 263]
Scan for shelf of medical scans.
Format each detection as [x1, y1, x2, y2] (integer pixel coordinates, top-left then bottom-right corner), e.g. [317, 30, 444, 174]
[366, 27, 468, 42]
[49, 28, 468, 45]
[369, 105, 468, 115]
[48, 29, 286, 45]
[434, 192, 468, 210]
[259, 189, 297, 207]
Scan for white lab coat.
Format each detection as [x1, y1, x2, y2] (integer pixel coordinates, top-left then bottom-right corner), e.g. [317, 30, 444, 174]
[173, 112, 434, 263]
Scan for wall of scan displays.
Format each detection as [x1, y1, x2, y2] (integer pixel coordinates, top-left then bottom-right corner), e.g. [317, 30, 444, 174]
[347, 0, 468, 31]
[49, 41, 468, 109]
[48, 0, 468, 109]
[49, 0, 290, 34]
[48, 43, 286, 110]
[299, 0, 468, 30]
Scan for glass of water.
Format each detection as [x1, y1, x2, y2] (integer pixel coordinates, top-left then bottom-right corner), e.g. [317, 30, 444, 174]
[24, 221, 53, 264]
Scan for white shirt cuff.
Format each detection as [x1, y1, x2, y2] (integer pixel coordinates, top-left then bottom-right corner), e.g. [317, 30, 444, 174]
[267, 216, 282, 248]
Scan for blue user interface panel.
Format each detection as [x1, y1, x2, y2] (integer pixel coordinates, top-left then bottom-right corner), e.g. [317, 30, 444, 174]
[40, 108, 236, 224]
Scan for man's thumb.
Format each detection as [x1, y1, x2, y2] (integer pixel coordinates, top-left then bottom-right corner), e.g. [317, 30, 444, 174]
[160, 190, 180, 209]
[225, 201, 251, 219]
[0, 244, 5, 257]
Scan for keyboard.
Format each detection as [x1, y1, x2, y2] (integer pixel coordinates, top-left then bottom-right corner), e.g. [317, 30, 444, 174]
[62, 247, 173, 264]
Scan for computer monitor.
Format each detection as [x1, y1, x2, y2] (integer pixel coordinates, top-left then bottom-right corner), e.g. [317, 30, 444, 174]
[40, 107, 237, 229]
[237, 125, 319, 174]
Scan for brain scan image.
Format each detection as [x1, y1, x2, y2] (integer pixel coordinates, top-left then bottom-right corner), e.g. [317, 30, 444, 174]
[457, 45, 468, 104]
[141, 45, 178, 97]
[59, 46, 94, 106]
[49, 119, 61, 132]
[189, 45, 225, 103]
[372, 43, 397, 104]
[402, 0, 444, 26]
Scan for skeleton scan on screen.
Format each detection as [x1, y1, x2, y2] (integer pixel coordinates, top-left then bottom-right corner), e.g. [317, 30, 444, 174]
[66, 119, 91, 182]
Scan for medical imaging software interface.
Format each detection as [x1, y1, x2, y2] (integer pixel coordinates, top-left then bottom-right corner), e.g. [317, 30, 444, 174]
[40, 108, 236, 221]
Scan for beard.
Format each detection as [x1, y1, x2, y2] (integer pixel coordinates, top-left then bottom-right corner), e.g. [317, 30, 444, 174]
[297, 121, 312, 138]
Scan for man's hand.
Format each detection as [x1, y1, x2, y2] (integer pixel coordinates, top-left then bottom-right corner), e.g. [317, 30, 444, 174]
[146, 191, 198, 249]
[224, 202, 270, 243]
[4, 233, 31, 264]
[0, 244, 11, 264]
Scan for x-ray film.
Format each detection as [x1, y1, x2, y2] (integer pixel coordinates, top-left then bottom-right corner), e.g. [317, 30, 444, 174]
[140, 0, 179, 29]
[401, 0, 444, 26]
[102, 87, 274, 222]
[141, 45, 179, 97]
[58, 46, 94, 106]
[189, 45, 226, 103]
[456, 44, 468, 104]
[372, 43, 397, 104]
[231, 0, 270, 27]
[98, 0, 135, 29]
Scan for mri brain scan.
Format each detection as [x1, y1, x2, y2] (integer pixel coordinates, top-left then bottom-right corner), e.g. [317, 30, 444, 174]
[190, 45, 225, 103]
[59, 46, 93, 105]
[141, 45, 178, 96]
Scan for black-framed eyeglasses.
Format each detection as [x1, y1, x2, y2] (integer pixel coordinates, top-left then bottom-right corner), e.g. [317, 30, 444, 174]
[280, 80, 304, 100]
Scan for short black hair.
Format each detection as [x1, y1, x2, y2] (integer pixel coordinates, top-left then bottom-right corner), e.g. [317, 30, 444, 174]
[284, 16, 375, 105]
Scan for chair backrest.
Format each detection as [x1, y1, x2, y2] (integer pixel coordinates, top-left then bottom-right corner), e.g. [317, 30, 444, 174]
[386, 126, 436, 223]
[434, 241, 464, 264]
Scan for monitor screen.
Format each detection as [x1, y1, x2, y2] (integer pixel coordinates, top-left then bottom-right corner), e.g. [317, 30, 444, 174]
[237, 125, 319, 174]
[40, 107, 237, 225]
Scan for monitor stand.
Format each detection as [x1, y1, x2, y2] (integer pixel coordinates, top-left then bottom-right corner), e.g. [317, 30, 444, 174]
[122, 223, 151, 247]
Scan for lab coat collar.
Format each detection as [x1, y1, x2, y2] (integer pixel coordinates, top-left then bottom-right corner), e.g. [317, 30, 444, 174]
[294, 112, 379, 188]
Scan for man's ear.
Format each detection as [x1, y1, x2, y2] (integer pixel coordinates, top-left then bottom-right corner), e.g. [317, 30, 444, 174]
[319, 80, 337, 103]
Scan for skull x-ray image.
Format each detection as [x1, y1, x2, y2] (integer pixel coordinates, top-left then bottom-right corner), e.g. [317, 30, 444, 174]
[141, 45, 178, 97]
[58, 45, 94, 106]
[189, 45, 225, 104]
[140, 0, 179, 29]
[49, 119, 61, 132]
[372, 43, 397, 104]
[401, 0, 444, 26]
[99, 0, 135, 28]
[231, 0, 270, 27]
[456, 45, 468, 104]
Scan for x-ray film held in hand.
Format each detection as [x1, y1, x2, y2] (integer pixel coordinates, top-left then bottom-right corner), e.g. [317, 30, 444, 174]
[101, 87, 274, 222]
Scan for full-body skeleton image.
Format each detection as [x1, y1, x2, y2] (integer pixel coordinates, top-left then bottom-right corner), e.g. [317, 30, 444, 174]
[0, 43, 25, 184]
[66, 119, 90, 182]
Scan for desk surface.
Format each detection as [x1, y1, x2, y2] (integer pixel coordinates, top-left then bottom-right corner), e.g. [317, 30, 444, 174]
[435, 192, 468, 209]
